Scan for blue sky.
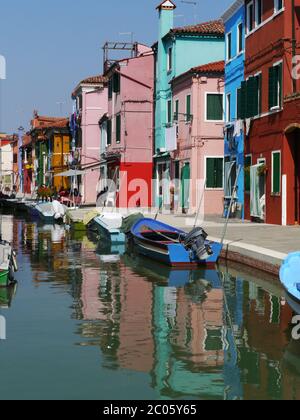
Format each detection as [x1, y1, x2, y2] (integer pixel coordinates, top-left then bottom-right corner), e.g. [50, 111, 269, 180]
[0, 0, 232, 134]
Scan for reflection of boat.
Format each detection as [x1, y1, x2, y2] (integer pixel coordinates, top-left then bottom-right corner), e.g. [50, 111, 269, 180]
[0, 241, 18, 287]
[280, 253, 300, 308]
[123, 252, 222, 289]
[130, 218, 222, 268]
[0, 283, 17, 307]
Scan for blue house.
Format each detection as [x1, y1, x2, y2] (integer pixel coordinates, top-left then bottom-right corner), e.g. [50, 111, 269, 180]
[222, 0, 245, 219]
[153, 0, 225, 207]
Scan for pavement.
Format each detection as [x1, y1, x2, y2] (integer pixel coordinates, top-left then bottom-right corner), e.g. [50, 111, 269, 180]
[67, 207, 300, 275]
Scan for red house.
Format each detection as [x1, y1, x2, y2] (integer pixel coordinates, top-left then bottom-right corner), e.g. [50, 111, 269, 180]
[243, 0, 300, 225]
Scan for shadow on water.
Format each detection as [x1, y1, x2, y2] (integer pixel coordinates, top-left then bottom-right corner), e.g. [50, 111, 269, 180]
[1, 212, 300, 400]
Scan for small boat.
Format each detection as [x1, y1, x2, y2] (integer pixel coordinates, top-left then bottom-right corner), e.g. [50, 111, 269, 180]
[280, 252, 300, 305]
[129, 218, 222, 268]
[88, 213, 126, 244]
[0, 240, 18, 287]
[33, 200, 67, 224]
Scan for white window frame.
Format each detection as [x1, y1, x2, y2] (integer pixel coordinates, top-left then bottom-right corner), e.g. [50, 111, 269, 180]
[271, 150, 281, 195]
[237, 22, 243, 55]
[167, 47, 173, 72]
[246, 1, 254, 34]
[274, 0, 284, 13]
[226, 32, 232, 61]
[204, 156, 224, 191]
[255, 0, 263, 28]
[226, 93, 231, 123]
[270, 59, 283, 111]
[204, 92, 225, 123]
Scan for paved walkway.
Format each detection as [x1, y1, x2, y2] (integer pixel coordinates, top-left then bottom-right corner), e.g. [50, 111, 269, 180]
[67, 207, 300, 274]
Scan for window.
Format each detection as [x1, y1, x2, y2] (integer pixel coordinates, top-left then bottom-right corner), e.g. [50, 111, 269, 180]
[107, 119, 112, 145]
[206, 93, 224, 121]
[226, 32, 232, 61]
[186, 95, 192, 122]
[167, 47, 173, 72]
[167, 100, 172, 124]
[113, 73, 120, 94]
[237, 87, 242, 119]
[272, 151, 281, 194]
[237, 23, 243, 54]
[226, 93, 231, 123]
[174, 99, 179, 122]
[206, 157, 224, 189]
[239, 74, 261, 119]
[269, 62, 283, 110]
[274, 0, 283, 12]
[247, 1, 254, 33]
[245, 155, 252, 193]
[108, 78, 113, 99]
[256, 72, 262, 115]
[116, 114, 121, 143]
[255, 0, 263, 27]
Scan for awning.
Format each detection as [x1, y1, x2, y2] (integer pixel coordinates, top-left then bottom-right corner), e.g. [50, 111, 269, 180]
[54, 169, 86, 177]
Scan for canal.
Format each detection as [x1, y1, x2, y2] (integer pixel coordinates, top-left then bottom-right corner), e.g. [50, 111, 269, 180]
[0, 212, 300, 400]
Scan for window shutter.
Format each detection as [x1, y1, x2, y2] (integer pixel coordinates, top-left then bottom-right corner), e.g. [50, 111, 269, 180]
[206, 159, 214, 188]
[108, 79, 113, 99]
[116, 114, 121, 143]
[107, 120, 112, 145]
[237, 88, 241, 120]
[240, 81, 247, 119]
[246, 77, 259, 118]
[216, 158, 223, 188]
[207, 94, 223, 121]
[278, 62, 283, 107]
[272, 152, 281, 194]
[186, 95, 191, 121]
[269, 66, 276, 109]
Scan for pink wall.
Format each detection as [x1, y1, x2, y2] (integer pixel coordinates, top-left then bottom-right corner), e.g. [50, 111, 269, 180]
[172, 73, 224, 215]
[80, 86, 108, 204]
[107, 53, 154, 164]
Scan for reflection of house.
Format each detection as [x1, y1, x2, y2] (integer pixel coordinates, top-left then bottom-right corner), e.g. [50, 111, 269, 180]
[171, 62, 225, 215]
[71, 76, 108, 205]
[100, 45, 154, 208]
[222, 0, 245, 219]
[243, 1, 300, 225]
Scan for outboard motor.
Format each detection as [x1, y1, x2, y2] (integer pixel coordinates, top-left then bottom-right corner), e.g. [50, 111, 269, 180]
[182, 227, 213, 261]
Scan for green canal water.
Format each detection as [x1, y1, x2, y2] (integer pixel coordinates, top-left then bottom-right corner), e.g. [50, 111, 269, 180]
[0, 212, 300, 400]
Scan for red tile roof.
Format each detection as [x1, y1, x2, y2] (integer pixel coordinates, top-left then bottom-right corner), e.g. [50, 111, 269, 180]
[171, 19, 224, 36]
[79, 75, 107, 85]
[191, 60, 225, 74]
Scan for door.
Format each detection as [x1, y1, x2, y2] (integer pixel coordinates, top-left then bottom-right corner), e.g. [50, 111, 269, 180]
[181, 162, 190, 213]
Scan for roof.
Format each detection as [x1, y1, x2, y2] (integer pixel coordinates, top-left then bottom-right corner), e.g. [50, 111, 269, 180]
[31, 115, 69, 130]
[72, 75, 107, 98]
[156, 0, 176, 10]
[170, 19, 224, 36]
[221, 0, 244, 23]
[171, 60, 225, 84]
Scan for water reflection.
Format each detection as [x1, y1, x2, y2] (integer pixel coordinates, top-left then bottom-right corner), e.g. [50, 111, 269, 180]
[2, 213, 300, 400]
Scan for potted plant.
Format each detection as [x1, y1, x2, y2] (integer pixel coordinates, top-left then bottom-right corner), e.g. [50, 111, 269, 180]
[257, 164, 268, 176]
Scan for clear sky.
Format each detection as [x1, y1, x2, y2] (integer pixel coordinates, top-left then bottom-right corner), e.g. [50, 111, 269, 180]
[0, 0, 232, 134]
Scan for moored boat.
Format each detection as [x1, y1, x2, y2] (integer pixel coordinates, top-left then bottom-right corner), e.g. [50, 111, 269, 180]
[129, 218, 222, 268]
[88, 213, 126, 244]
[280, 252, 300, 306]
[33, 200, 67, 224]
[0, 240, 18, 288]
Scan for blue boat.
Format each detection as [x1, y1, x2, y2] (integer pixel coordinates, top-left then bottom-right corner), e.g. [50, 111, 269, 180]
[280, 252, 300, 304]
[88, 213, 126, 244]
[130, 218, 222, 268]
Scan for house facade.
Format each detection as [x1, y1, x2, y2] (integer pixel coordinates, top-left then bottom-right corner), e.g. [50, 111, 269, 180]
[71, 76, 108, 205]
[222, 0, 245, 219]
[100, 47, 154, 209]
[0, 135, 13, 193]
[243, 0, 300, 225]
[170, 61, 225, 215]
[153, 0, 225, 209]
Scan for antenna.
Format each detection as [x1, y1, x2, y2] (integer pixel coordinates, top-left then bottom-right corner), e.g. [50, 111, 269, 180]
[181, 0, 198, 24]
[119, 32, 134, 45]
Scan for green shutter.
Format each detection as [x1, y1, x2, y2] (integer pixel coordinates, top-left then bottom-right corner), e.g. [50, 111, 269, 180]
[113, 73, 120, 93]
[269, 66, 276, 109]
[258, 73, 262, 114]
[237, 88, 242, 120]
[246, 77, 259, 118]
[116, 114, 121, 143]
[174, 100, 179, 121]
[207, 94, 223, 121]
[167, 100, 172, 124]
[108, 78, 113, 99]
[107, 120, 112, 145]
[206, 158, 223, 188]
[272, 152, 281, 194]
[278, 63, 283, 107]
[240, 81, 247, 119]
[186, 95, 191, 122]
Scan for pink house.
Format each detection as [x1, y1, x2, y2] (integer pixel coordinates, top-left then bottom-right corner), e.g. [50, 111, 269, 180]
[170, 61, 225, 215]
[72, 76, 108, 205]
[99, 45, 154, 209]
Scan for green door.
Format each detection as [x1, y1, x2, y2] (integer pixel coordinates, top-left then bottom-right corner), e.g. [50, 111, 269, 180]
[181, 163, 190, 211]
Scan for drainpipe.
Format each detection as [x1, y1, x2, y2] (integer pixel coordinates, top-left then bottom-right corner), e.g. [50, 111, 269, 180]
[292, 0, 297, 94]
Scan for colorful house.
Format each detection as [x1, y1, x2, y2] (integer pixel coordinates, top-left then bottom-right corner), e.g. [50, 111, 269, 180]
[30, 114, 71, 192]
[222, 0, 245, 219]
[243, 0, 300, 225]
[0, 135, 13, 193]
[153, 0, 225, 208]
[170, 61, 225, 215]
[71, 76, 108, 205]
[100, 45, 154, 209]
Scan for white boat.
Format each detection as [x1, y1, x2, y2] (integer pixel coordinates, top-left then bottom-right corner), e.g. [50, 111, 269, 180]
[89, 212, 126, 244]
[34, 200, 67, 224]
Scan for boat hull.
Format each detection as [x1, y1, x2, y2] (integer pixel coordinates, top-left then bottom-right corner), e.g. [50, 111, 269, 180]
[0, 270, 10, 288]
[89, 215, 126, 244]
